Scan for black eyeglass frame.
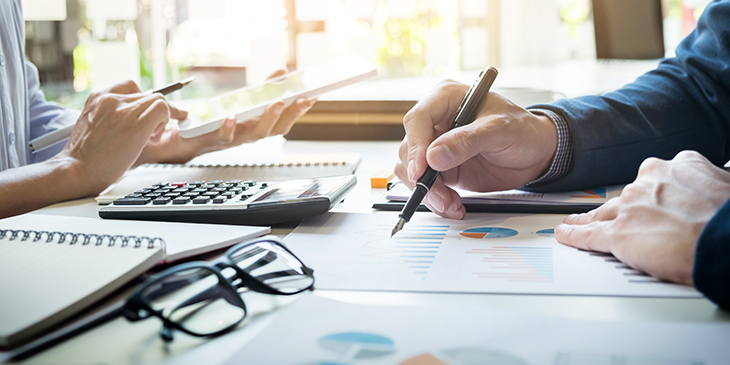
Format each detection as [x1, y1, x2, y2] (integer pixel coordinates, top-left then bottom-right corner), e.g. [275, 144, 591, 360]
[123, 237, 315, 340]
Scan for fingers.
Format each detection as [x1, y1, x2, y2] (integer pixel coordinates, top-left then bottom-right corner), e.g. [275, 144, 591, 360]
[218, 117, 236, 144]
[106, 80, 142, 95]
[137, 99, 170, 132]
[555, 220, 613, 253]
[270, 98, 315, 136]
[403, 80, 469, 182]
[563, 197, 621, 225]
[424, 181, 465, 219]
[165, 99, 189, 121]
[267, 69, 288, 80]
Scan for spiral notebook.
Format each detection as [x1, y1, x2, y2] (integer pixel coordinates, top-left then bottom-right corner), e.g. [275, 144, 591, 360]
[0, 214, 269, 348]
[95, 153, 361, 204]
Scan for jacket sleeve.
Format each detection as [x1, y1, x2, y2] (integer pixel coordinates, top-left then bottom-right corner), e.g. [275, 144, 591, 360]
[693, 197, 730, 310]
[527, 0, 730, 192]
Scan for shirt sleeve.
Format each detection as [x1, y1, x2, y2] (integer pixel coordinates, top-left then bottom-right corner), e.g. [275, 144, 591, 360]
[524, 108, 573, 185]
[25, 61, 80, 163]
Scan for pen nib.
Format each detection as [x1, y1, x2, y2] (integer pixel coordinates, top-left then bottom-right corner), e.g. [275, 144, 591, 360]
[391, 217, 406, 237]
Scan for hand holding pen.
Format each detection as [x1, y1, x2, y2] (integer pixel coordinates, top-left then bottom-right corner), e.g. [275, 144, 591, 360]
[29, 78, 194, 153]
[392, 67, 499, 236]
[392, 66, 562, 233]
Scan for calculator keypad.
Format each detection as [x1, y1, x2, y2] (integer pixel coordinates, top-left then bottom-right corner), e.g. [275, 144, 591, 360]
[112, 180, 259, 206]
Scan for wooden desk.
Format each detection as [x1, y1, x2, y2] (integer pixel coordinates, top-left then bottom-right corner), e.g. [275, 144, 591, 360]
[13, 139, 729, 365]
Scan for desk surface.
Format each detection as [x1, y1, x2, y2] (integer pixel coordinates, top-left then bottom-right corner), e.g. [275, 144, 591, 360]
[15, 139, 729, 365]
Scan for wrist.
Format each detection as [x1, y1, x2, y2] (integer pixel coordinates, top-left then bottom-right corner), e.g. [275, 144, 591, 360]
[47, 155, 96, 199]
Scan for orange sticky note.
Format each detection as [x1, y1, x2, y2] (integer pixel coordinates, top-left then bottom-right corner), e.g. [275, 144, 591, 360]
[371, 169, 395, 188]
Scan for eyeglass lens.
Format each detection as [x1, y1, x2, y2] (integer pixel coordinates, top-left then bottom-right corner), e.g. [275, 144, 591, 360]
[229, 240, 314, 294]
[140, 267, 246, 335]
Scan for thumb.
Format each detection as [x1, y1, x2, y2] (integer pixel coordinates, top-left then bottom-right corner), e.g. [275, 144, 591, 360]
[426, 122, 491, 171]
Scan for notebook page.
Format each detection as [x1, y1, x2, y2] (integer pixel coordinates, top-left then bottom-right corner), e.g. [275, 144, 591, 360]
[96, 153, 361, 204]
[0, 215, 164, 346]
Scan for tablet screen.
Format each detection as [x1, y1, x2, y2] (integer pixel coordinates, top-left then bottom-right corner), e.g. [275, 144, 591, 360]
[188, 71, 306, 124]
[181, 55, 376, 132]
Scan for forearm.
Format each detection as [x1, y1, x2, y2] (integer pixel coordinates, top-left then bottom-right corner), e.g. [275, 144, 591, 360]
[0, 157, 87, 219]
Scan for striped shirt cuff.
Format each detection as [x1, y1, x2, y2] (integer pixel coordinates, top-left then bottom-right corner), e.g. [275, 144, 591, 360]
[525, 108, 573, 185]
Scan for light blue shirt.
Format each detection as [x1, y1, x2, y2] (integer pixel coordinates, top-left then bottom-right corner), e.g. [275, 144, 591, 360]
[0, 0, 79, 171]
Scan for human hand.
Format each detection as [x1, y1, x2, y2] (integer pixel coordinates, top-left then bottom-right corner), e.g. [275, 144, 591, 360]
[55, 80, 187, 196]
[555, 151, 730, 285]
[135, 70, 316, 165]
[394, 80, 559, 219]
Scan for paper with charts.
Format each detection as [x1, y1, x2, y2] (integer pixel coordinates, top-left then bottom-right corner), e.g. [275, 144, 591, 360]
[285, 212, 699, 297]
[227, 295, 729, 365]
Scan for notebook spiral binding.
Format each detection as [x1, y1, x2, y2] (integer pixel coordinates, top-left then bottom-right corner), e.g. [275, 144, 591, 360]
[143, 161, 346, 168]
[0, 229, 163, 249]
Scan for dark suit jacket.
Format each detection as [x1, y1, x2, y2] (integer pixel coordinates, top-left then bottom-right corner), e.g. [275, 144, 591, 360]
[529, 0, 730, 309]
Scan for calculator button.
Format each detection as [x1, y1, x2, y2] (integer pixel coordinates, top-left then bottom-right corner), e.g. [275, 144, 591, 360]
[153, 197, 171, 205]
[193, 197, 211, 204]
[153, 189, 169, 194]
[190, 181, 205, 186]
[208, 180, 223, 186]
[192, 188, 208, 194]
[125, 193, 144, 198]
[243, 180, 256, 187]
[183, 192, 199, 198]
[171, 182, 187, 187]
[219, 183, 233, 189]
[144, 193, 161, 198]
[212, 197, 227, 204]
[202, 192, 218, 197]
[114, 198, 150, 205]
[200, 184, 216, 190]
[173, 188, 189, 193]
[226, 180, 241, 186]
[221, 192, 236, 198]
[173, 197, 191, 204]
[259, 183, 268, 188]
[153, 182, 169, 187]
[135, 189, 152, 195]
[239, 194, 253, 201]
[164, 193, 180, 198]
[212, 187, 227, 193]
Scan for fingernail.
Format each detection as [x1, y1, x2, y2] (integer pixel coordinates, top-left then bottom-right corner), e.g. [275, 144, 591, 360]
[554, 224, 567, 235]
[407, 160, 417, 182]
[429, 193, 445, 213]
[429, 145, 454, 169]
[274, 103, 285, 114]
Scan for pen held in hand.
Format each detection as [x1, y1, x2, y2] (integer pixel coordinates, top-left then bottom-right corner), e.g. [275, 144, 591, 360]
[391, 66, 498, 237]
[28, 78, 194, 153]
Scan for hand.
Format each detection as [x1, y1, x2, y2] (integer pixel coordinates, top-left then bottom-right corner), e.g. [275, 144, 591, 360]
[54, 80, 187, 196]
[555, 151, 730, 285]
[394, 80, 559, 219]
[135, 70, 316, 165]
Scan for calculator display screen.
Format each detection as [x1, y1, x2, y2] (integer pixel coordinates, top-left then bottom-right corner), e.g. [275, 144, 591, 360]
[251, 177, 345, 205]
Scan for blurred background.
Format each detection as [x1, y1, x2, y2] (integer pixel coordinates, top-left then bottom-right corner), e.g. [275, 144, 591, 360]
[22, 0, 710, 108]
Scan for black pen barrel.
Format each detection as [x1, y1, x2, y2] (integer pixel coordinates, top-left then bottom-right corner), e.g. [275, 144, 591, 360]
[399, 183, 429, 223]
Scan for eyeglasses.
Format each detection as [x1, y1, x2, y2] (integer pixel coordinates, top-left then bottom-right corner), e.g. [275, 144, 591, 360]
[123, 238, 314, 342]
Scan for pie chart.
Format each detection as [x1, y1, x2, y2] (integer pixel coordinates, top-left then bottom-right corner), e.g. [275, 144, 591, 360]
[535, 228, 555, 238]
[318, 332, 395, 359]
[460, 227, 518, 239]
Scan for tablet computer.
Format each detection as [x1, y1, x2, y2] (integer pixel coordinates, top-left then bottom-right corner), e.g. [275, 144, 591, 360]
[176, 55, 377, 138]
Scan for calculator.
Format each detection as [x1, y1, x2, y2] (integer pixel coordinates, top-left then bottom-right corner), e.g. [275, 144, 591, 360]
[98, 175, 357, 225]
